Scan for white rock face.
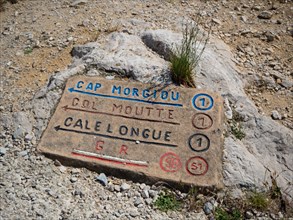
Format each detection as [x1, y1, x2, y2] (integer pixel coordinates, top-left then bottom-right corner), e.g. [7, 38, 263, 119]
[32, 29, 293, 202]
[72, 32, 171, 83]
[141, 29, 293, 201]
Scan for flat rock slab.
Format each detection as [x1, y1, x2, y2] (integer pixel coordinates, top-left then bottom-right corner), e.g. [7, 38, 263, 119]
[38, 76, 224, 187]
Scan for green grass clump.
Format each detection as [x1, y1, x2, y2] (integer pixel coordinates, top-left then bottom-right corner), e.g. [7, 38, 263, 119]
[215, 208, 242, 220]
[248, 192, 269, 210]
[24, 47, 33, 54]
[154, 191, 181, 211]
[171, 21, 209, 87]
[230, 121, 245, 140]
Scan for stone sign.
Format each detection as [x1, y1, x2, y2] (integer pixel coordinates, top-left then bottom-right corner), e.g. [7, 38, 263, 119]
[38, 76, 224, 187]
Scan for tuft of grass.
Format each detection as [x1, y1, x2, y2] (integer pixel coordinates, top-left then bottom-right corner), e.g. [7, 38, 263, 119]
[228, 109, 245, 140]
[154, 190, 181, 211]
[230, 121, 245, 140]
[215, 208, 242, 220]
[24, 47, 33, 54]
[171, 21, 209, 87]
[248, 191, 269, 210]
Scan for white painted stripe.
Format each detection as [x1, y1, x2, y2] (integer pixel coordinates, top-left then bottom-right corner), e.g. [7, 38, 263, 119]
[72, 149, 149, 166]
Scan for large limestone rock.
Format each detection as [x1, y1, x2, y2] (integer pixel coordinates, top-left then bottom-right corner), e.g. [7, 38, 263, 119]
[71, 32, 171, 83]
[141, 29, 293, 200]
[31, 28, 292, 202]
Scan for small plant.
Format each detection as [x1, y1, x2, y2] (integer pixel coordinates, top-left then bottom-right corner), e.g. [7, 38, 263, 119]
[230, 121, 245, 140]
[185, 186, 204, 211]
[154, 190, 181, 211]
[227, 108, 246, 140]
[215, 208, 242, 220]
[248, 191, 269, 210]
[171, 21, 209, 87]
[24, 47, 33, 54]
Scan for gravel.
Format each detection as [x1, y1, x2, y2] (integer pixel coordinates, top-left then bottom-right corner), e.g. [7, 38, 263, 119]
[0, 0, 292, 219]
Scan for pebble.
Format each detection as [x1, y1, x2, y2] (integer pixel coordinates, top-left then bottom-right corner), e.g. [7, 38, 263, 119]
[54, 159, 62, 166]
[24, 133, 33, 141]
[129, 208, 139, 217]
[145, 198, 152, 205]
[96, 173, 108, 186]
[120, 183, 131, 191]
[0, 147, 7, 156]
[148, 189, 158, 198]
[70, 177, 78, 183]
[258, 11, 273, 19]
[71, 168, 80, 174]
[114, 185, 121, 192]
[108, 184, 115, 192]
[240, 16, 248, 23]
[246, 210, 255, 219]
[278, 212, 284, 219]
[139, 183, 146, 190]
[134, 197, 144, 206]
[59, 166, 67, 173]
[271, 110, 282, 120]
[19, 150, 28, 157]
[203, 201, 214, 215]
[127, 190, 134, 198]
[141, 189, 149, 198]
[70, 0, 88, 7]
[212, 18, 222, 25]
[67, 36, 74, 42]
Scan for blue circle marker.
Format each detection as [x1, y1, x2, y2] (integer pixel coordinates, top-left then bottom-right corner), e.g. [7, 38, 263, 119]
[192, 93, 214, 111]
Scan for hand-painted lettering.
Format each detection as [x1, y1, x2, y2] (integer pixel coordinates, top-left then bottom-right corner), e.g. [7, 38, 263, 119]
[106, 124, 113, 133]
[112, 103, 122, 113]
[64, 117, 73, 126]
[125, 106, 132, 115]
[171, 91, 179, 101]
[86, 82, 93, 90]
[112, 85, 121, 94]
[119, 145, 128, 155]
[157, 108, 163, 117]
[164, 131, 171, 142]
[96, 141, 104, 151]
[168, 110, 174, 119]
[130, 127, 139, 137]
[95, 121, 101, 131]
[160, 152, 182, 172]
[94, 83, 101, 91]
[119, 125, 128, 135]
[73, 119, 83, 129]
[142, 129, 150, 138]
[161, 91, 168, 100]
[76, 81, 84, 88]
[132, 88, 139, 97]
[111, 104, 177, 121]
[76, 81, 101, 91]
[124, 88, 131, 96]
[82, 99, 90, 108]
[71, 97, 97, 110]
[72, 97, 79, 106]
[145, 107, 152, 116]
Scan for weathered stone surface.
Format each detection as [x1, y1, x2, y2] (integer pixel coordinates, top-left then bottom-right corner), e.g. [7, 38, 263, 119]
[12, 112, 33, 139]
[140, 29, 293, 200]
[32, 64, 86, 138]
[38, 76, 224, 187]
[31, 28, 292, 202]
[72, 32, 171, 83]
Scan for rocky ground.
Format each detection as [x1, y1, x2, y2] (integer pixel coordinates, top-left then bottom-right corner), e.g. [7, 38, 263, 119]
[0, 0, 293, 219]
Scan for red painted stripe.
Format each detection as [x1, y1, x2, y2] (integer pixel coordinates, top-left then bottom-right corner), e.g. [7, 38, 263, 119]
[71, 152, 149, 168]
